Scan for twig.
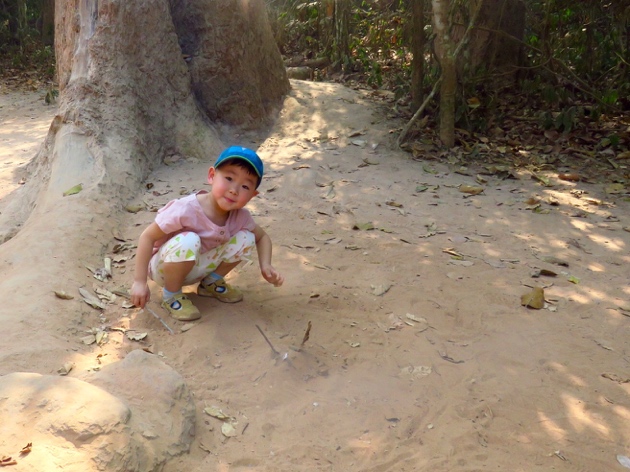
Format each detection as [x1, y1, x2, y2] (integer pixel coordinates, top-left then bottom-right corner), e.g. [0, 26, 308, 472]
[300, 321, 312, 348]
[397, 78, 441, 147]
[256, 324, 280, 356]
[146, 307, 175, 335]
[438, 351, 465, 364]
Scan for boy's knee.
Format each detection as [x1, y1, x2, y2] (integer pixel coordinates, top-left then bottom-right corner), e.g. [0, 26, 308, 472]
[234, 230, 256, 247]
[161, 231, 202, 262]
[177, 231, 202, 249]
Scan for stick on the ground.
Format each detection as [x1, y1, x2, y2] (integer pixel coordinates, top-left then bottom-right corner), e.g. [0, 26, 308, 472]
[396, 78, 441, 147]
[146, 307, 175, 335]
[256, 324, 280, 356]
[300, 321, 312, 348]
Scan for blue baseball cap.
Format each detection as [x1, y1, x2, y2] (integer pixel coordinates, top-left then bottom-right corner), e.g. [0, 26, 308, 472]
[214, 146, 264, 188]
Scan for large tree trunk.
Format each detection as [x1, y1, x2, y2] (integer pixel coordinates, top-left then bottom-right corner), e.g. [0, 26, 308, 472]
[0, 0, 288, 394]
[169, 0, 290, 126]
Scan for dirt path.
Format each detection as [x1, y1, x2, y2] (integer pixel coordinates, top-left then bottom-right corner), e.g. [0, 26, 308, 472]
[2, 81, 630, 471]
[0, 89, 56, 200]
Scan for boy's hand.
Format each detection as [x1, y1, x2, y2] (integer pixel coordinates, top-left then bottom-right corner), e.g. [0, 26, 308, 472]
[130, 281, 151, 308]
[261, 265, 284, 287]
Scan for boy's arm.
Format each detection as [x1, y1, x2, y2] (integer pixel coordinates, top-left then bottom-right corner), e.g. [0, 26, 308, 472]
[253, 224, 284, 287]
[130, 222, 167, 307]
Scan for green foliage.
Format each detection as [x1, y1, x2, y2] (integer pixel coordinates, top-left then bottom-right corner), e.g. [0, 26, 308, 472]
[266, 0, 413, 90]
[267, 0, 628, 142]
[0, 0, 55, 83]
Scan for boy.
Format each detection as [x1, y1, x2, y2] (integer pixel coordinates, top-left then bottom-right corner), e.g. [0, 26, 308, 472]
[130, 146, 284, 321]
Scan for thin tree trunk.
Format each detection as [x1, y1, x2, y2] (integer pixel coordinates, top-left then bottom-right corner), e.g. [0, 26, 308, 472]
[41, 0, 55, 46]
[333, 0, 350, 72]
[410, 0, 425, 109]
[399, 0, 481, 147]
[431, 0, 456, 147]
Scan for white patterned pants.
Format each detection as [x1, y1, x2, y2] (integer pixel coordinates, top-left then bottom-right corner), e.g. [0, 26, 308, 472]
[148, 230, 255, 287]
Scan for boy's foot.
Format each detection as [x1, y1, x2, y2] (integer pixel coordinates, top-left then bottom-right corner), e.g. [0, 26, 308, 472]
[197, 279, 243, 303]
[161, 293, 201, 321]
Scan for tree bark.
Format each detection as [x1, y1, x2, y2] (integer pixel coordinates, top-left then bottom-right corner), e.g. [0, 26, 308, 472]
[333, 0, 351, 72]
[410, 0, 426, 109]
[170, 0, 290, 127]
[41, 0, 54, 45]
[432, 0, 456, 147]
[466, 0, 525, 73]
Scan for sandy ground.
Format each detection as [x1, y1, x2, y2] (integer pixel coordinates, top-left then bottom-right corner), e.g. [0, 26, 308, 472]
[0, 90, 56, 200]
[2, 81, 630, 471]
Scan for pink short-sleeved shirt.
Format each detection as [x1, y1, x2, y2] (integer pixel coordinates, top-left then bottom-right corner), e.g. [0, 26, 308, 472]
[153, 191, 256, 253]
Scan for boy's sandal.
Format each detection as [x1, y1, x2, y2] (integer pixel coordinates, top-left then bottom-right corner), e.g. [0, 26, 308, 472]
[161, 293, 201, 321]
[197, 279, 243, 303]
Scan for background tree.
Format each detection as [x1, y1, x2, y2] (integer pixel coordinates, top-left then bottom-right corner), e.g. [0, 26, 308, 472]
[332, 0, 351, 71]
[431, 0, 456, 147]
[410, 0, 426, 110]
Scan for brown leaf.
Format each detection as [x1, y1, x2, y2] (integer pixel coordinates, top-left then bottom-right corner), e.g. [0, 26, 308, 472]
[125, 204, 144, 213]
[0, 456, 17, 466]
[602, 372, 630, 383]
[54, 290, 74, 300]
[19, 443, 32, 455]
[521, 287, 545, 309]
[558, 173, 581, 182]
[459, 185, 484, 195]
[524, 197, 541, 205]
[540, 256, 569, 267]
[442, 247, 464, 258]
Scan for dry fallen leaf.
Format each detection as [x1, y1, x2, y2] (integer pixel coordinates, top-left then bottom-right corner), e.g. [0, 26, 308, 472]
[602, 372, 630, 383]
[19, 443, 32, 456]
[221, 422, 237, 437]
[459, 185, 484, 195]
[371, 284, 392, 296]
[0, 456, 17, 466]
[125, 331, 148, 341]
[81, 334, 97, 345]
[558, 173, 581, 182]
[54, 290, 74, 300]
[57, 362, 74, 376]
[353, 222, 375, 231]
[521, 287, 545, 309]
[204, 406, 231, 420]
[605, 183, 625, 194]
[361, 157, 379, 166]
[125, 204, 144, 213]
[540, 255, 569, 267]
[79, 287, 106, 310]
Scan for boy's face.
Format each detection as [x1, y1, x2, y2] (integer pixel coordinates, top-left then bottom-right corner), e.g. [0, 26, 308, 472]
[207, 163, 259, 212]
